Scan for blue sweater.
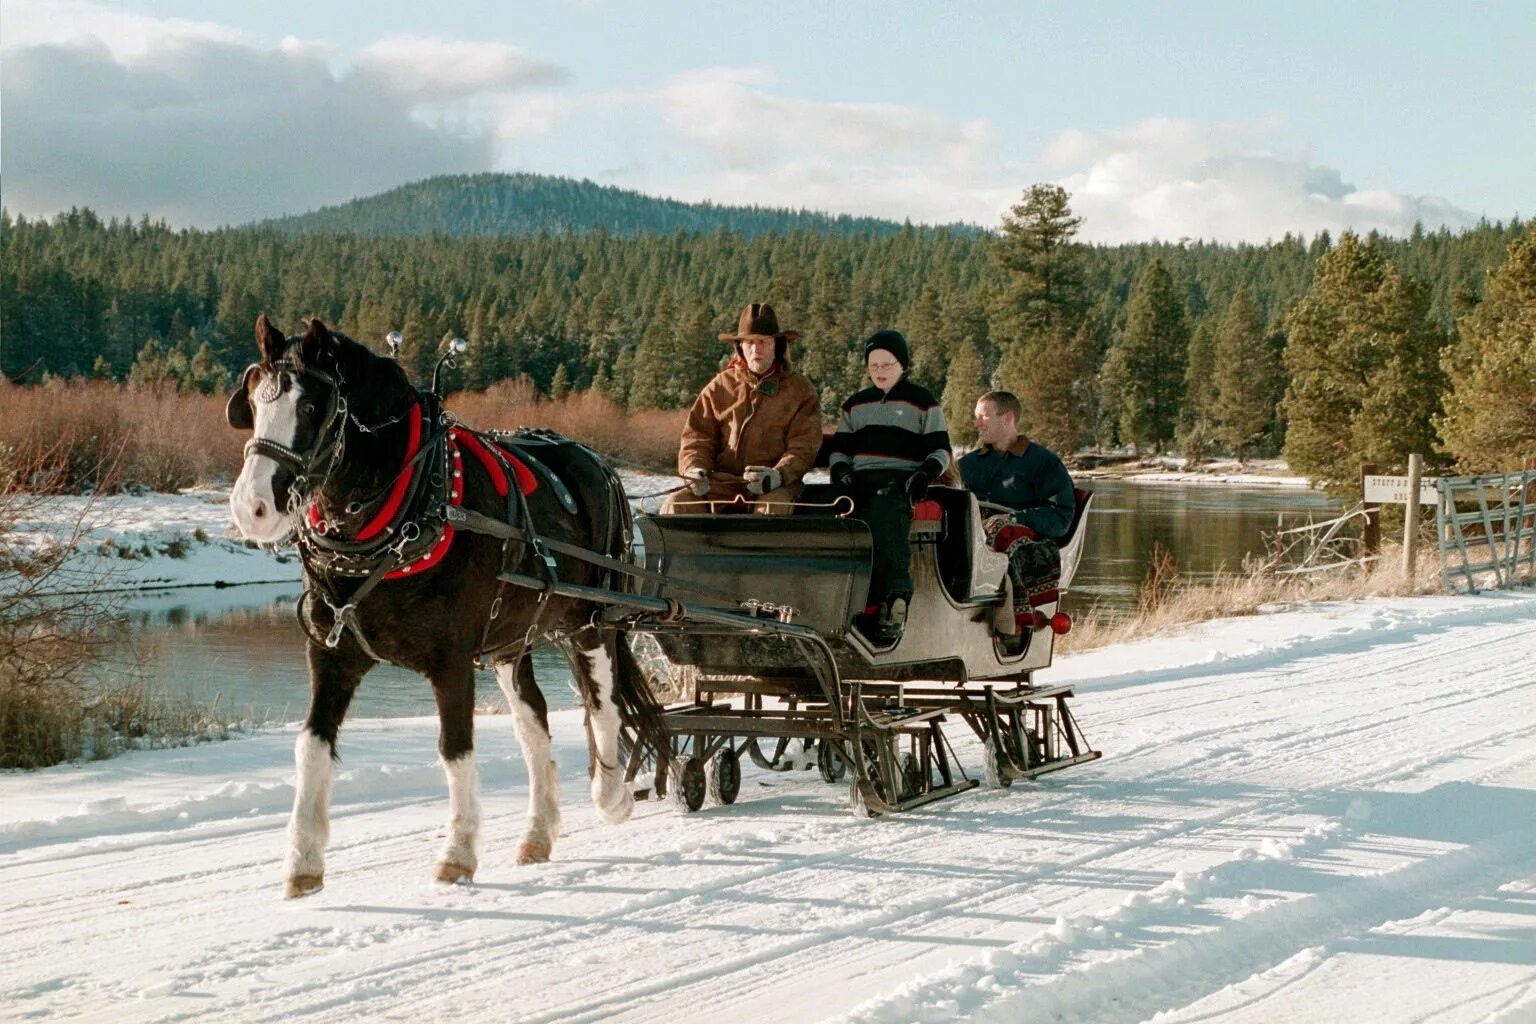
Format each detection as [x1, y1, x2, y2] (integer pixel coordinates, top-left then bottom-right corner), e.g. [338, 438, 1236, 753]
[959, 438, 1075, 540]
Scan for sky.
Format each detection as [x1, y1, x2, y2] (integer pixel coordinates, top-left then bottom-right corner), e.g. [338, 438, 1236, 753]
[1, 0, 1531, 243]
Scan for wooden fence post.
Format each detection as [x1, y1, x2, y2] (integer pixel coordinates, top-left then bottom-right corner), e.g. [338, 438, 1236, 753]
[1403, 453, 1423, 580]
[1360, 463, 1381, 557]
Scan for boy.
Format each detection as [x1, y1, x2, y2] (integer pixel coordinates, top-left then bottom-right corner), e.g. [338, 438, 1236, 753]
[829, 329, 951, 643]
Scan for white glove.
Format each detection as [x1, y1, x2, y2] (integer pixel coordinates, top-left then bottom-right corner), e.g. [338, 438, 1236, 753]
[743, 465, 783, 496]
[683, 467, 711, 497]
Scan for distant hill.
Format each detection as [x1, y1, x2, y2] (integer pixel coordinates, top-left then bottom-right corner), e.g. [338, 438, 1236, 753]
[259, 172, 983, 239]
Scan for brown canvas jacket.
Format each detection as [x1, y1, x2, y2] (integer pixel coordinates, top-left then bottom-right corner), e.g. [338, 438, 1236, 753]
[678, 357, 822, 484]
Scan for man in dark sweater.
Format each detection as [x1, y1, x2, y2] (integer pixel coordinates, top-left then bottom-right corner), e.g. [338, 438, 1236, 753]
[959, 390, 1075, 541]
[960, 391, 1076, 650]
[830, 329, 951, 644]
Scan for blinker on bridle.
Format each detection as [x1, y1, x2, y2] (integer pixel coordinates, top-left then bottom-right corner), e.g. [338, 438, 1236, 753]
[241, 357, 347, 490]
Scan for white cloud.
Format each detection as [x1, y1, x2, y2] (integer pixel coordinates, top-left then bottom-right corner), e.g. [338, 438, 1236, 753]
[0, 7, 571, 226]
[1042, 117, 1475, 243]
[353, 35, 567, 100]
[651, 69, 991, 169]
[0, 0, 249, 61]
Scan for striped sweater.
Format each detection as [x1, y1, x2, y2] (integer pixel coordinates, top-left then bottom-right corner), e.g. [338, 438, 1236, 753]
[829, 378, 952, 475]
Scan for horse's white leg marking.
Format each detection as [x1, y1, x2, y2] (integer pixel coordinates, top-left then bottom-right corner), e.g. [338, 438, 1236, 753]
[230, 375, 303, 543]
[435, 753, 480, 884]
[284, 728, 332, 898]
[495, 661, 561, 864]
[585, 643, 634, 824]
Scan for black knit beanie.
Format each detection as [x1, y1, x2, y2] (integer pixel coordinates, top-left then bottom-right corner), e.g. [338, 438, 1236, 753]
[863, 329, 910, 370]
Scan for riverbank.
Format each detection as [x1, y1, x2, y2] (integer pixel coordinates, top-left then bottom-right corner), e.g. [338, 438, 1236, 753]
[4, 465, 1320, 596]
[1076, 455, 1313, 489]
[3, 591, 1532, 1023]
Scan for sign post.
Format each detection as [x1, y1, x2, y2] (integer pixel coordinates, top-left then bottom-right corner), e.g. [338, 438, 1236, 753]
[1403, 453, 1423, 580]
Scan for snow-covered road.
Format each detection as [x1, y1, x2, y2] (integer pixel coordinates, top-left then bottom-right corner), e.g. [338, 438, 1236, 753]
[4, 593, 1535, 1023]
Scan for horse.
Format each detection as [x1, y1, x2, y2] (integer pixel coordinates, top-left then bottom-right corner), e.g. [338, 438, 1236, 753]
[226, 314, 662, 897]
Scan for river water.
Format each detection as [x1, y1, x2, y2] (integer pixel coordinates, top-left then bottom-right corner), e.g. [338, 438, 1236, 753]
[116, 480, 1340, 720]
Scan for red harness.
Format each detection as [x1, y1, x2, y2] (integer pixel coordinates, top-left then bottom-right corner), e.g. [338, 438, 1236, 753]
[305, 406, 538, 579]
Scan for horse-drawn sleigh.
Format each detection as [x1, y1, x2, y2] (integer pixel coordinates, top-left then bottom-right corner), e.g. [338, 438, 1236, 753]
[226, 317, 1098, 895]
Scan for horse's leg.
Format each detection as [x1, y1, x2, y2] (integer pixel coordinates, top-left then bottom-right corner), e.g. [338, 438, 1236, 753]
[495, 652, 561, 863]
[570, 631, 634, 824]
[286, 642, 371, 898]
[429, 659, 480, 884]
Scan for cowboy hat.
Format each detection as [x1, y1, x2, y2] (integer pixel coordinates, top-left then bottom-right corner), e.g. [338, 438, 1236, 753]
[718, 302, 801, 343]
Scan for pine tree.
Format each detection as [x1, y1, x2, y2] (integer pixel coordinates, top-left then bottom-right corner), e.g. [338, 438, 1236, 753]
[1103, 259, 1189, 450]
[1282, 233, 1447, 494]
[1210, 288, 1281, 460]
[1435, 227, 1536, 470]
[548, 363, 571, 400]
[941, 339, 986, 448]
[991, 184, 1087, 334]
[989, 184, 1092, 447]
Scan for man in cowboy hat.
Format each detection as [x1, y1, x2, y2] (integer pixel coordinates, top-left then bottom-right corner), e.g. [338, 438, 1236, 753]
[662, 302, 823, 515]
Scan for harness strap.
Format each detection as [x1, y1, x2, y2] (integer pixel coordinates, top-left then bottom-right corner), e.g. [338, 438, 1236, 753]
[446, 505, 748, 606]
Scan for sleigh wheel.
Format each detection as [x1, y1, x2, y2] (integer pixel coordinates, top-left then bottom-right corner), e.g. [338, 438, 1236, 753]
[670, 756, 707, 812]
[707, 747, 741, 805]
[817, 739, 847, 783]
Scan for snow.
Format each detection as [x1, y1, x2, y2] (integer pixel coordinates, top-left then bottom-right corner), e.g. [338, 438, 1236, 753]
[3, 591, 1534, 1023]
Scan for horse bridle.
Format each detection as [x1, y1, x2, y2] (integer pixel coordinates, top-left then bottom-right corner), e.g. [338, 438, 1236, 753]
[241, 358, 348, 509]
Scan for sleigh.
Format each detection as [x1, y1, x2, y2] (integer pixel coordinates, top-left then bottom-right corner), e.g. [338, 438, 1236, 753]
[541, 484, 1101, 816]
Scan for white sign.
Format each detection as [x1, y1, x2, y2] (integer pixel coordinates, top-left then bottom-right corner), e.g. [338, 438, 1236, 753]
[1363, 475, 1440, 505]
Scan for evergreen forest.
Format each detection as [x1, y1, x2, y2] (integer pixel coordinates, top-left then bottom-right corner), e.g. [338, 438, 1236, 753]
[3, 178, 1532, 494]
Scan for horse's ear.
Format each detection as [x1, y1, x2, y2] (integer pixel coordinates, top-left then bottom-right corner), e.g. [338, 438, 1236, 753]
[299, 317, 333, 367]
[225, 364, 259, 431]
[256, 314, 286, 365]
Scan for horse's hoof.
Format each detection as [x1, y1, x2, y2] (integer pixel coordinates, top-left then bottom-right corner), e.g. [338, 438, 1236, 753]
[516, 839, 552, 864]
[285, 874, 324, 899]
[434, 861, 475, 884]
[597, 790, 635, 824]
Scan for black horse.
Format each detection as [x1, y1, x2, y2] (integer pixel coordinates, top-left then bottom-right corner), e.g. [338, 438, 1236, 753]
[227, 315, 661, 897]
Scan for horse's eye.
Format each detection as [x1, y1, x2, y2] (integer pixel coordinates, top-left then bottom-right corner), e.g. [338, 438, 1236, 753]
[301, 403, 316, 416]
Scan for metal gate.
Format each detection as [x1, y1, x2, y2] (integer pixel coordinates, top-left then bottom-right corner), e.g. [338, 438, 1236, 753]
[1435, 470, 1536, 592]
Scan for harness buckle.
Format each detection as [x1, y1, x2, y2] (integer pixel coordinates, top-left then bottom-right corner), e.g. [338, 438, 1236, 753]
[324, 602, 356, 648]
[444, 505, 468, 524]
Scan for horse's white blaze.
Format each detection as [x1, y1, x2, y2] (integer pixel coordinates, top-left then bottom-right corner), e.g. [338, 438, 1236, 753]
[230, 372, 305, 543]
[496, 662, 561, 856]
[585, 644, 633, 823]
[285, 729, 333, 884]
[438, 753, 480, 876]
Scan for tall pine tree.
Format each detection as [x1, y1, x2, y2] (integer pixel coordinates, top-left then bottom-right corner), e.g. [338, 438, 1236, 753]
[1102, 259, 1189, 451]
[1282, 233, 1447, 494]
[1210, 287, 1282, 460]
[1435, 227, 1536, 470]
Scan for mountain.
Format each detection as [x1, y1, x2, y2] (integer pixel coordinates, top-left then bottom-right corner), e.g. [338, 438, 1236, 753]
[259, 172, 982, 239]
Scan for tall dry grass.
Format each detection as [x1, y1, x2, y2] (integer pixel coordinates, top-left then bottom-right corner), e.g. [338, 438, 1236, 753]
[0, 380, 244, 493]
[1058, 541, 1447, 655]
[448, 381, 685, 472]
[0, 378, 688, 495]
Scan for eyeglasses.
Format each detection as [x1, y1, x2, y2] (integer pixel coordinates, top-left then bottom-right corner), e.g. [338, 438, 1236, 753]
[867, 361, 901, 373]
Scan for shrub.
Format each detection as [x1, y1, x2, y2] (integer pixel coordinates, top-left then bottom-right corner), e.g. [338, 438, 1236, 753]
[0, 381, 244, 493]
[449, 381, 685, 471]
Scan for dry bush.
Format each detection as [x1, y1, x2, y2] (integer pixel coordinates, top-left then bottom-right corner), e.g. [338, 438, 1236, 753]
[0, 382, 243, 493]
[0, 447, 247, 768]
[449, 382, 684, 471]
[1058, 541, 1446, 655]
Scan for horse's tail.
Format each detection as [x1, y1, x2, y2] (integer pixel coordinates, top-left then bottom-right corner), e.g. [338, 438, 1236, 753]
[611, 629, 669, 749]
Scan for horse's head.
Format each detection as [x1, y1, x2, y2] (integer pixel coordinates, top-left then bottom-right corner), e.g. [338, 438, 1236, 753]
[227, 314, 411, 542]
